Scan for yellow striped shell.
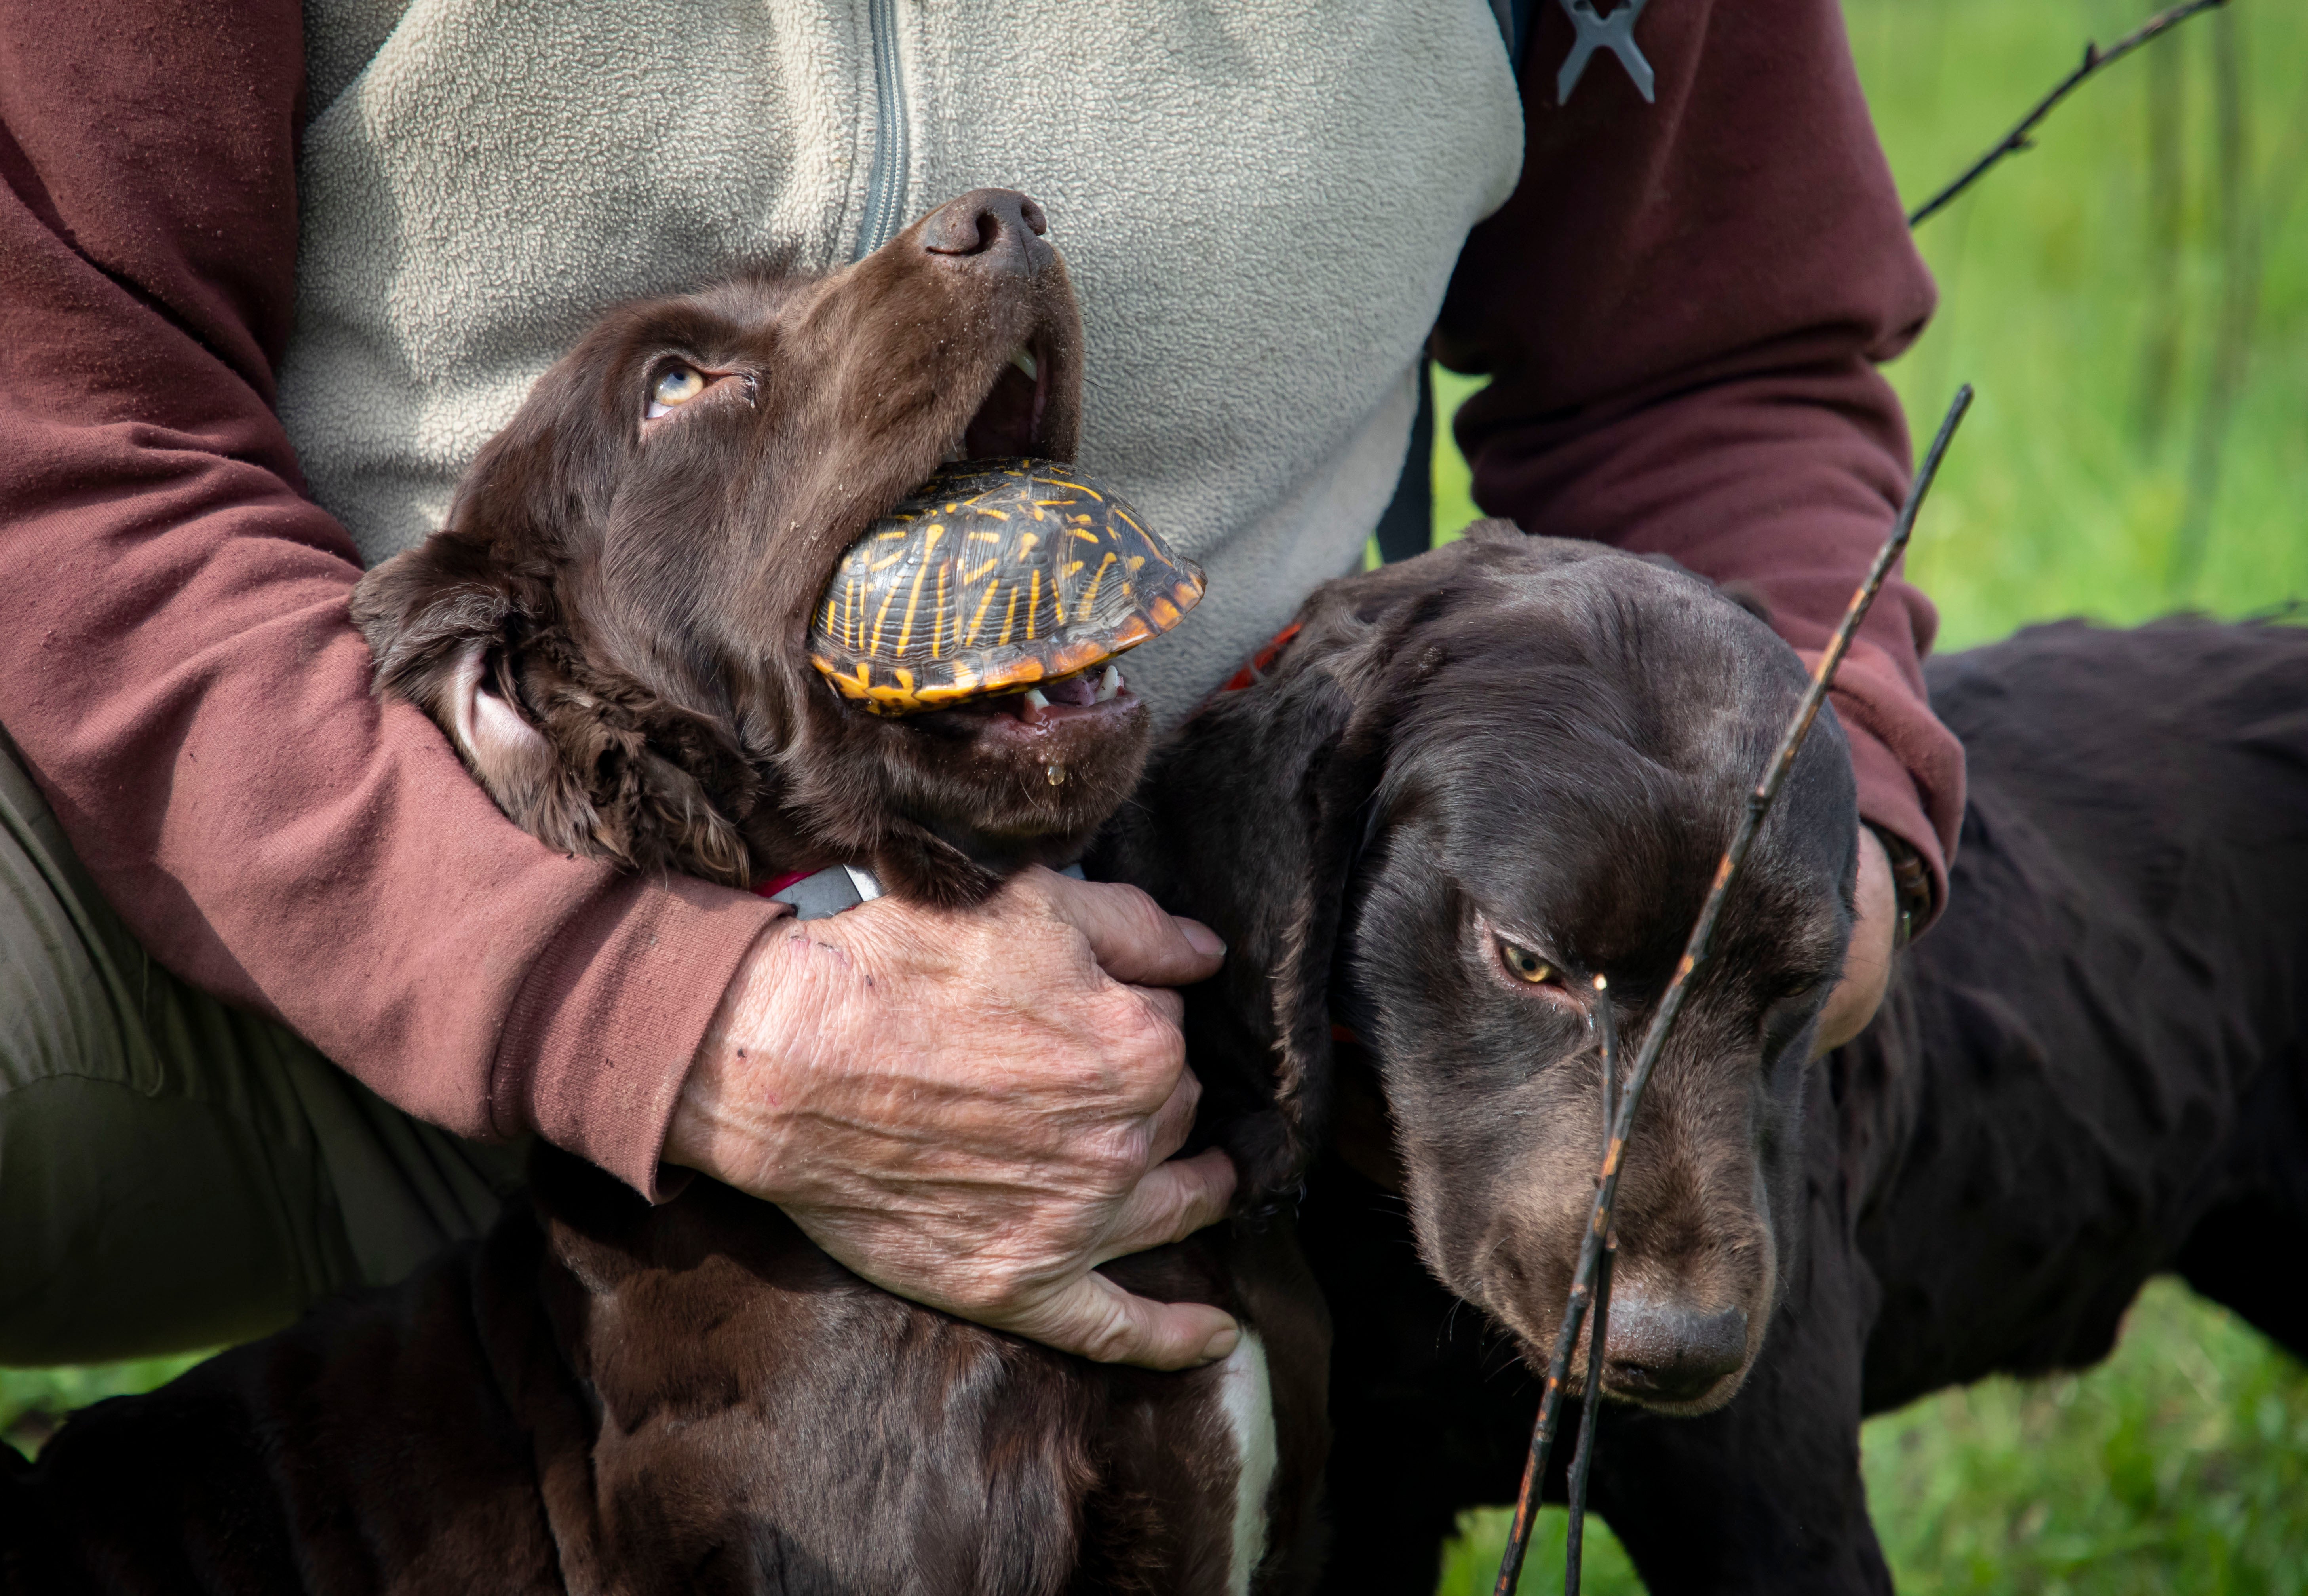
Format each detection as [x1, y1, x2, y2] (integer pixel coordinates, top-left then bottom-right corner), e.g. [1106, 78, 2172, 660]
[809, 460, 1205, 715]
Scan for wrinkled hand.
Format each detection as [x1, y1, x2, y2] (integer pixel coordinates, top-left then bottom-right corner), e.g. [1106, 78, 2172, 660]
[663, 867, 1239, 1370]
[1815, 826, 1897, 1055]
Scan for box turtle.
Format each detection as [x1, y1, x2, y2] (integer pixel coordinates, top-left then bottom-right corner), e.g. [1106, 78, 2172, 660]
[810, 460, 1205, 716]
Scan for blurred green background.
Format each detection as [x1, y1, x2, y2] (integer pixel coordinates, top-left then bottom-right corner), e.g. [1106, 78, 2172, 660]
[1436, 0, 2308, 1591]
[1436, 0, 2308, 645]
[7, 0, 2304, 1590]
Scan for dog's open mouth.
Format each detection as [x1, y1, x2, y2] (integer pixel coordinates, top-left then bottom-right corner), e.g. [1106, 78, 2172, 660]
[926, 663, 1138, 735]
[950, 339, 1051, 463]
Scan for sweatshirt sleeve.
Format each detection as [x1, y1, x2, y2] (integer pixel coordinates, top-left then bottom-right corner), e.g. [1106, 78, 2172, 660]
[1435, 0, 1963, 919]
[0, 0, 779, 1195]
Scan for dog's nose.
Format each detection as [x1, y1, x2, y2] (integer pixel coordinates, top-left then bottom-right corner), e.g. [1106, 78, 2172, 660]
[1601, 1295, 1748, 1405]
[919, 188, 1051, 273]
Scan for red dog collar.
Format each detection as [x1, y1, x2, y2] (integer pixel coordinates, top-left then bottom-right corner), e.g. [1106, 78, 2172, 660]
[1220, 621, 1304, 694]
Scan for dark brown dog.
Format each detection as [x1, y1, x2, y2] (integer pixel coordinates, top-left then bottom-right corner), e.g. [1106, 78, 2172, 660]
[1098, 530, 2308, 1592]
[349, 187, 1143, 903]
[1099, 526, 1857, 1409]
[0, 191, 1331, 1596]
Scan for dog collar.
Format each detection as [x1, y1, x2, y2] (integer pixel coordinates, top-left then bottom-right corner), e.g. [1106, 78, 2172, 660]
[751, 860, 1087, 919]
[753, 864, 884, 920]
[1220, 620, 1304, 693]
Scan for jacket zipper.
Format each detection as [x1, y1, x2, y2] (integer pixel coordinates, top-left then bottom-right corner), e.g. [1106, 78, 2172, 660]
[854, 0, 911, 258]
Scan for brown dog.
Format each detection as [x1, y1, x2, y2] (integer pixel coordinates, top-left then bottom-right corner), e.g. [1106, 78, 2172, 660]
[349, 188, 1146, 904]
[1099, 531, 2308, 1592]
[0, 192, 1329, 1596]
[1097, 528, 1855, 1411]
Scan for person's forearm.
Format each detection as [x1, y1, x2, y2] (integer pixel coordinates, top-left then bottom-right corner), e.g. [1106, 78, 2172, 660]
[1436, 0, 1962, 920]
[0, 0, 777, 1190]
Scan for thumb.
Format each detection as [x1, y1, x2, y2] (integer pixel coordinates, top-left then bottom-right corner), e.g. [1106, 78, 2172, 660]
[1036, 872, 1226, 988]
[1005, 1270, 1241, 1371]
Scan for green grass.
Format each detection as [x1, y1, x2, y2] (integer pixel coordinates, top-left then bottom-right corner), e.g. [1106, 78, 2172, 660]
[2, 1355, 205, 1456]
[1860, 1281, 2308, 1595]
[1432, 4, 2308, 1590]
[8, 4, 2303, 1587]
[1851, 0, 2308, 644]
[1439, 1282, 2308, 1595]
[1435, 1, 2308, 645]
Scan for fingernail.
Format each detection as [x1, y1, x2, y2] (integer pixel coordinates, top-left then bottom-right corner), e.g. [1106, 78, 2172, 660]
[1199, 1324, 1240, 1364]
[1181, 921, 1226, 960]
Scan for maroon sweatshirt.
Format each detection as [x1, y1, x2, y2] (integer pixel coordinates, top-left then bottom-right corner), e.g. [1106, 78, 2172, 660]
[0, 0, 1958, 1195]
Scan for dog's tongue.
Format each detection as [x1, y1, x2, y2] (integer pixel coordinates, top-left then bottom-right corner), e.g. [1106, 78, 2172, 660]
[1041, 673, 1098, 707]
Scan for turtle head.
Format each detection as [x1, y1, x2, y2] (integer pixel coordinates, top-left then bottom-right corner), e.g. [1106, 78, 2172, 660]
[353, 190, 1178, 901]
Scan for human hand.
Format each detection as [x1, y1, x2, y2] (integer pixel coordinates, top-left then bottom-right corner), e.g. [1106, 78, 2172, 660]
[662, 867, 1239, 1370]
[1814, 826, 1897, 1055]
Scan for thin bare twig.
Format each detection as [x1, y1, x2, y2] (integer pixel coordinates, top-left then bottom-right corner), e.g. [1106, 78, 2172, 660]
[2169, 3, 2257, 598]
[1491, 384, 1975, 1596]
[1560, 977, 1617, 1596]
[2133, 30, 2186, 448]
[1908, 0, 2230, 229]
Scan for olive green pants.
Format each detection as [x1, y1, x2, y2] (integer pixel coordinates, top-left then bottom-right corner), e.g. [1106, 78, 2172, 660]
[0, 731, 523, 1366]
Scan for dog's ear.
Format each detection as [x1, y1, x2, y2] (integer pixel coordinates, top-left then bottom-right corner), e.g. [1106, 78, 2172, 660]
[1107, 603, 1403, 1201]
[356, 536, 758, 883]
[352, 532, 610, 859]
[1256, 690, 1390, 1197]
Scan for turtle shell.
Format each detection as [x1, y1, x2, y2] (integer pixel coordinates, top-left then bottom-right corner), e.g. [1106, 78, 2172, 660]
[809, 459, 1205, 715]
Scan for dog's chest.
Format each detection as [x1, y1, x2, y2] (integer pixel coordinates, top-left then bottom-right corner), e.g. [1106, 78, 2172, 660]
[1215, 1330, 1281, 1595]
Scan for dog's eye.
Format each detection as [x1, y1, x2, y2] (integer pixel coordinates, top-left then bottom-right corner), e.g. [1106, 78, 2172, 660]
[646, 365, 707, 419]
[1498, 939, 1557, 986]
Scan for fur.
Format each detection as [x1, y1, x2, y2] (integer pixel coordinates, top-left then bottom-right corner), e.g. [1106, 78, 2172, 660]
[348, 189, 1141, 905]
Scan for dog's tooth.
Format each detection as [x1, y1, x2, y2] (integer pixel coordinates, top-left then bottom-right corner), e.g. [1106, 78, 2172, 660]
[1011, 347, 1038, 381]
[1022, 687, 1051, 721]
[1095, 665, 1120, 703]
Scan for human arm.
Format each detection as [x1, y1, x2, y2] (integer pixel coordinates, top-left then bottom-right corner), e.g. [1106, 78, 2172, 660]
[0, 0, 782, 1192]
[1436, 0, 1963, 949]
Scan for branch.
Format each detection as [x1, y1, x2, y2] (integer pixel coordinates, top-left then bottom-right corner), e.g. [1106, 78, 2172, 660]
[1559, 976, 1617, 1596]
[1491, 384, 1975, 1596]
[1907, 0, 2230, 229]
[2169, 2, 2256, 597]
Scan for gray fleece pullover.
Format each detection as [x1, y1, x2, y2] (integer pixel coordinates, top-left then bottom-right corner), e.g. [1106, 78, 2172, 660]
[279, 0, 1525, 717]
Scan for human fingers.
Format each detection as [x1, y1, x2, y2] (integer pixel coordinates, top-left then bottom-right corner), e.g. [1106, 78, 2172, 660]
[1031, 870, 1225, 988]
[1091, 1147, 1237, 1266]
[1815, 827, 1897, 1055]
[1008, 1267, 1240, 1370]
[1127, 982, 1186, 1030]
[1142, 1065, 1201, 1164]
